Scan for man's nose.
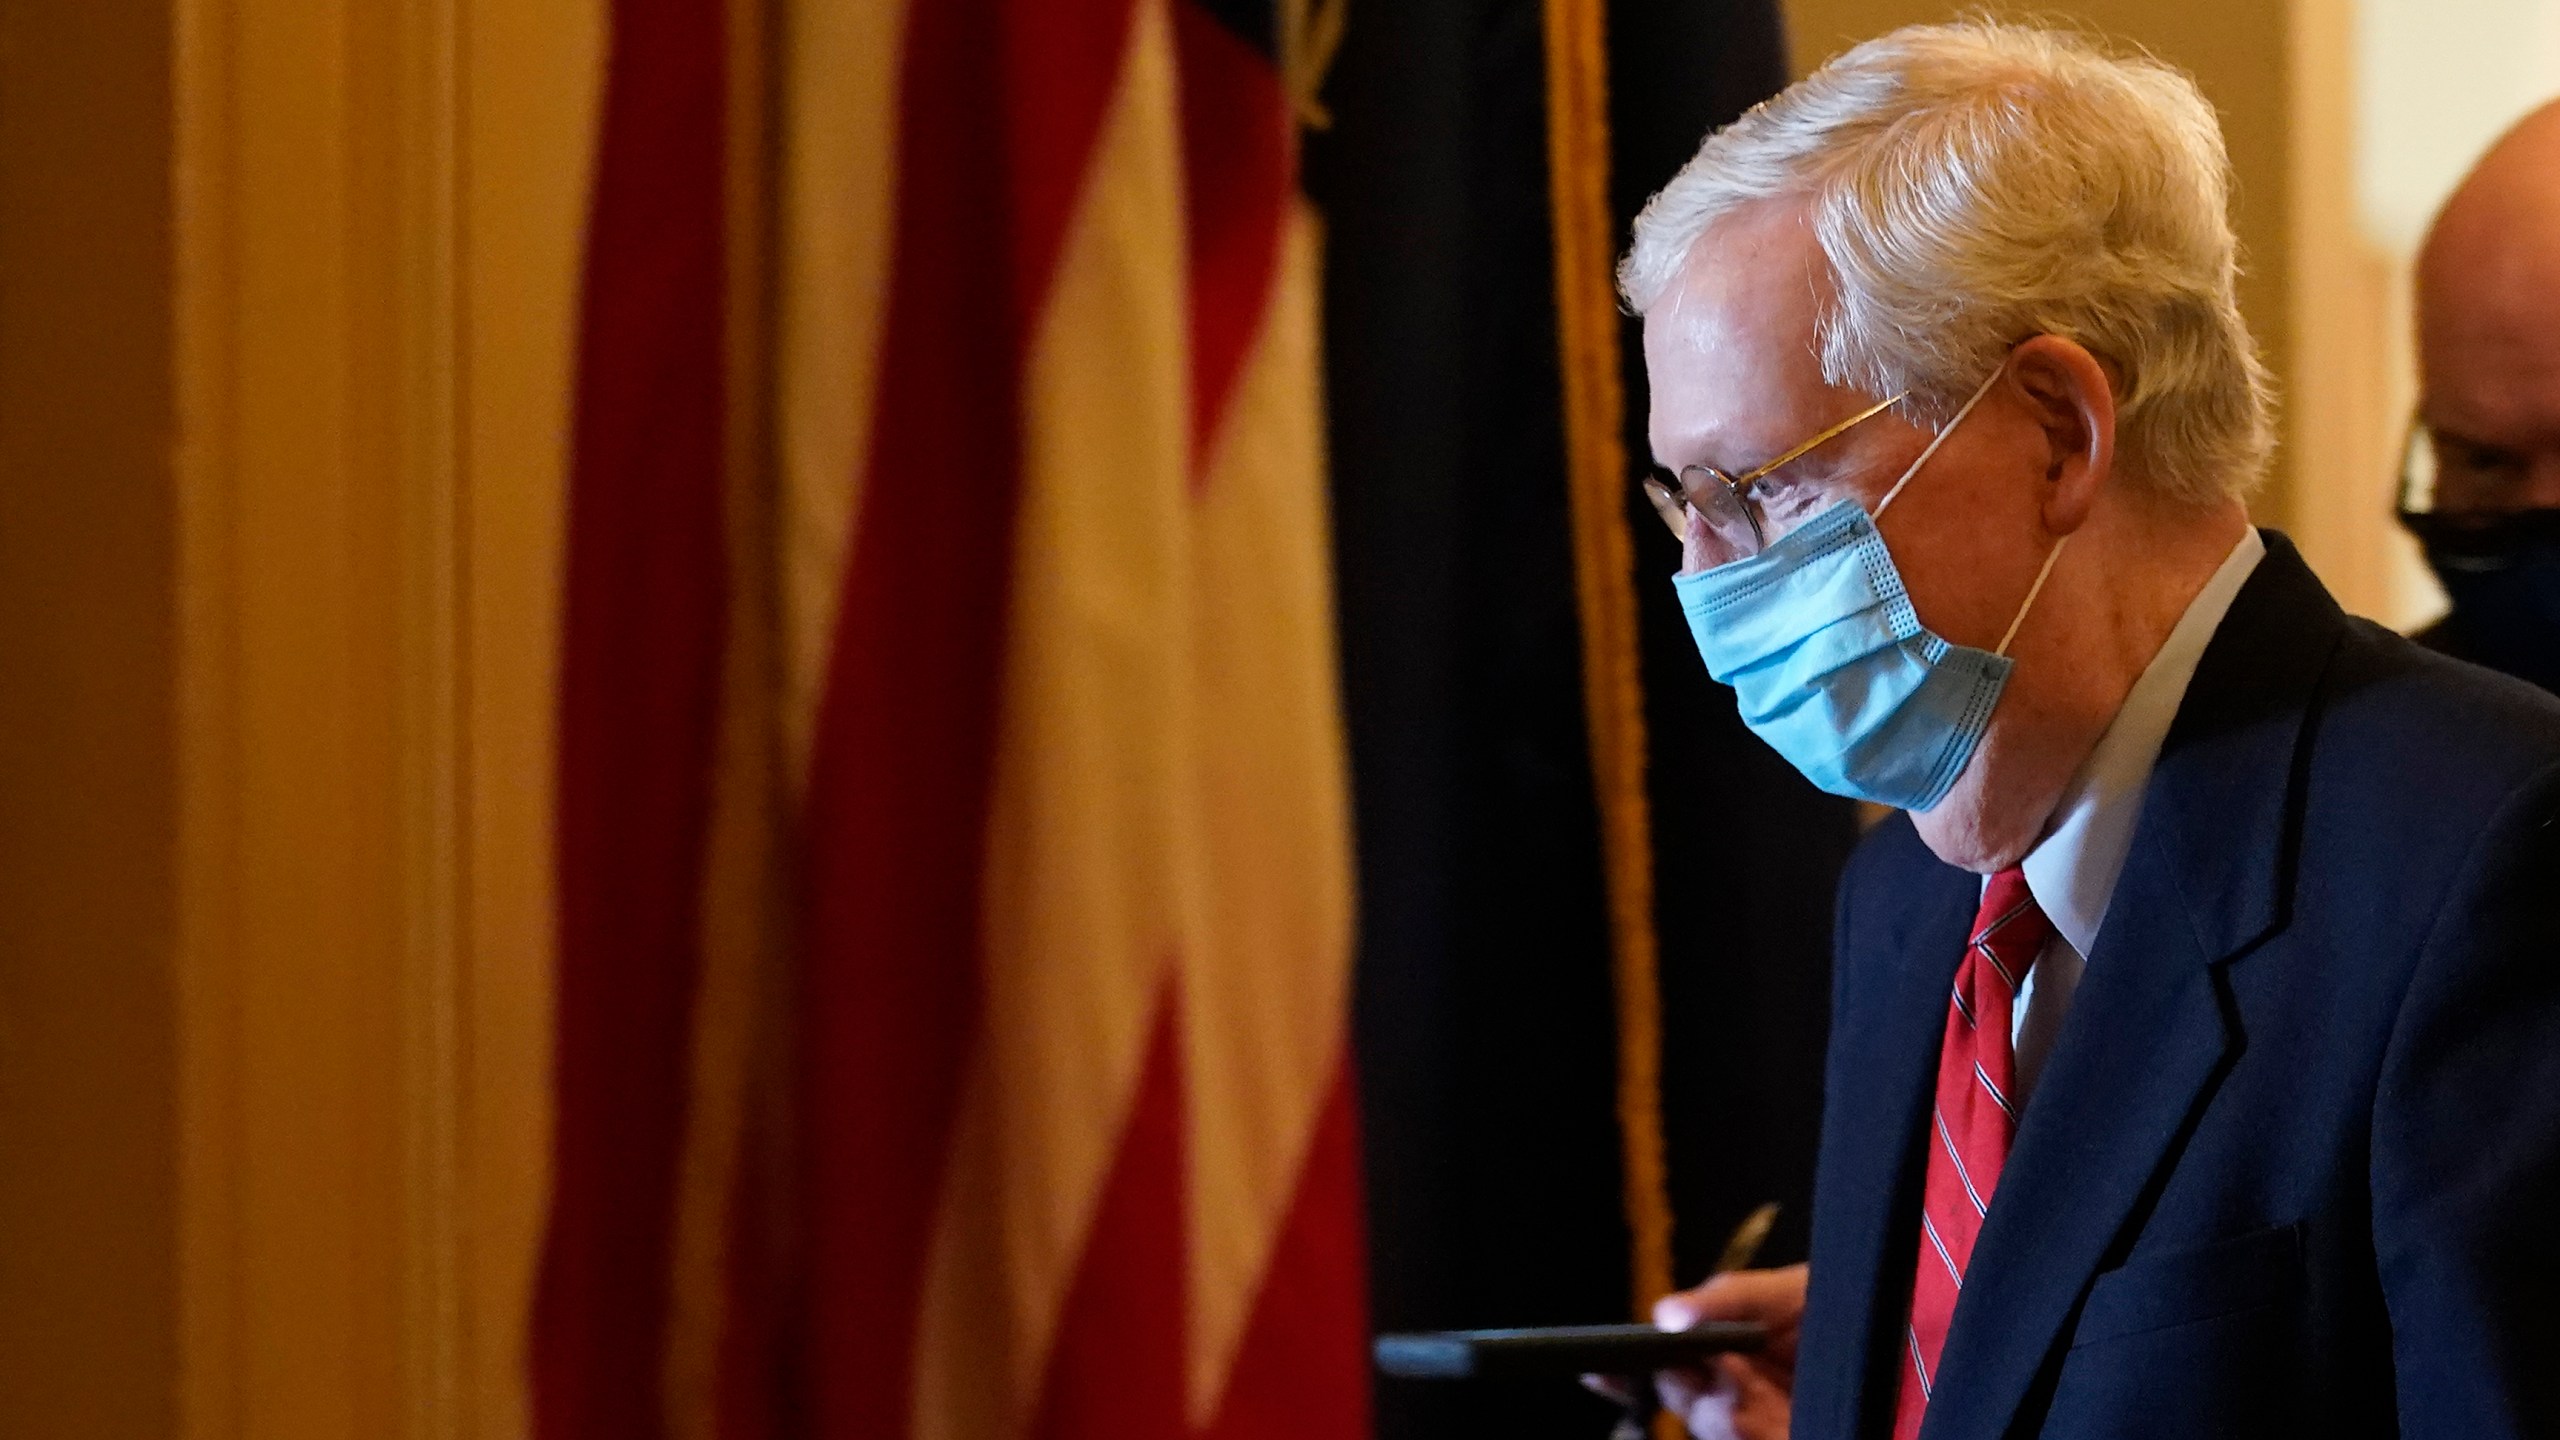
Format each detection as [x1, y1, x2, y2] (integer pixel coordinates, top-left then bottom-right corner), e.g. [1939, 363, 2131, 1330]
[1682, 511, 1752, 574]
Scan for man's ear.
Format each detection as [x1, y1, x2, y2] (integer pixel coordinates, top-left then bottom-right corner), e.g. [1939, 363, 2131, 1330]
[2004, 335, 2116, 535]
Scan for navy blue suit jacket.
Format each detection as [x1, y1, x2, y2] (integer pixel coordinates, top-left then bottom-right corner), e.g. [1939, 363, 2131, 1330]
[1793, 534, 2560, 1439]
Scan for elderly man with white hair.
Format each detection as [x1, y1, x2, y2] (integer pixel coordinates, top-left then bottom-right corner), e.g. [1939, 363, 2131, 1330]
[1618, 22, 2560, 1440]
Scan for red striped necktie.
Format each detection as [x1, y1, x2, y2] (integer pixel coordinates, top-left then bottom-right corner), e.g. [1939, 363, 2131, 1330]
[1891, 867, 2054, 1440]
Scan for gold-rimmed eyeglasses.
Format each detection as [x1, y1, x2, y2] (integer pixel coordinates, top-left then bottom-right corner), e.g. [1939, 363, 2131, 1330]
[1641, 391, 1909, 557]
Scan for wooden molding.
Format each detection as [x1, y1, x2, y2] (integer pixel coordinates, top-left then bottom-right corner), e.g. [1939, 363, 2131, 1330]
[173, 0, 486, 1431]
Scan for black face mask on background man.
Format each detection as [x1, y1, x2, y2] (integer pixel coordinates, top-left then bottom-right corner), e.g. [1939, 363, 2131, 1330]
[2397, 413, 2560, 696]
[2404, 507, 2560, 697]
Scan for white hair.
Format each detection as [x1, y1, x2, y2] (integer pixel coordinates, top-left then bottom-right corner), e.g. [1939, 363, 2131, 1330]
[1620, 20, 2274, 505]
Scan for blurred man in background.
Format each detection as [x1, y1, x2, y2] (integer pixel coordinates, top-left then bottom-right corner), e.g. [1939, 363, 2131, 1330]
[2404, 99, 2560, 695]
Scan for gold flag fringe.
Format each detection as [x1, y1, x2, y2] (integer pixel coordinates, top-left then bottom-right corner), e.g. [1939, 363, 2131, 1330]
[1540, 0, 1676, 1331]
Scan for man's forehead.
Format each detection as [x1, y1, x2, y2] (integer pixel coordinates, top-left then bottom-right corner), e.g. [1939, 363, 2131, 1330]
[2419, 104, 2560, 371]
[1644, 201, 1835, 461]
[2420, 201, 2560, 442]
[1659, 202, 1825, 341]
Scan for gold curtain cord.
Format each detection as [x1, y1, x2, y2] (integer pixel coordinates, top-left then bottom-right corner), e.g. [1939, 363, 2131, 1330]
[1540, 0, 1676, 1328]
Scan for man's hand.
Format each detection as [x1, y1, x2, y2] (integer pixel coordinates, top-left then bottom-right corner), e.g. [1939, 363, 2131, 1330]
[1651, 1263, 1806, 1440]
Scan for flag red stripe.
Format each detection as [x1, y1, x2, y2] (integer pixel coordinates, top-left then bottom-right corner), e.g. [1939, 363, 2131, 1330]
[797, 0, 1139, 1435]
[1200, 1058, 1373, 1440]
[1003, 0, 1159, 334]
[1171, 4, 1291, 479]
[537, 0, 731, 1433]
[1024, 995, 1193, 1440]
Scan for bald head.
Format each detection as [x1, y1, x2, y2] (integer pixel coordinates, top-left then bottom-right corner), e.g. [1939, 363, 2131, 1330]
[2415, 99, 2560, 512]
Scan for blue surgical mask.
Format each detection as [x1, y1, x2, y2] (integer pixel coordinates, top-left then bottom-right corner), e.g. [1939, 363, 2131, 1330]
[1670, 369, 2065, 811]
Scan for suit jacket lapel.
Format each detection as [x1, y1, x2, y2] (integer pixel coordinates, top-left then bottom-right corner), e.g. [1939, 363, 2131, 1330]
[1911, 534, 2346, 1440]
[1796, 851, 1975, 1440]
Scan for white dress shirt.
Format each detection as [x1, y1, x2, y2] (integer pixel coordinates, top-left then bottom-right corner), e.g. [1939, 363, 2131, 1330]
[2006, 528, 2267, 1101]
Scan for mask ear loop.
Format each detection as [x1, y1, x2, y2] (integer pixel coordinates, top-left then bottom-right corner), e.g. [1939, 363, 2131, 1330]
[1874, 365, 2008, 518]
[1995, 533, 2069, 657]
[1866, 362, 2070, 658]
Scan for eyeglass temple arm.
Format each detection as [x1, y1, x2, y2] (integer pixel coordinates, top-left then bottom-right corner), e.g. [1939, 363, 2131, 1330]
[1728, 392, 1908, 487]
[1639, 391, 1911, 544]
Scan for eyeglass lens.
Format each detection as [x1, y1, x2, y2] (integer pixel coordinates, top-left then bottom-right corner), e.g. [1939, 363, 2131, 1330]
[1681, 469, 1765, 556]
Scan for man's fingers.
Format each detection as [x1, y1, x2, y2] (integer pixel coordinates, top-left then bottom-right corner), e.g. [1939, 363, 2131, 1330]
[1580, 1372, 1636, 1407]
[1656, 1365, 1710, 1414]
[1719, 1355, 1791, 1440]
[1653, 1262, 1810, 1329]
[1681, 1388, 1741, 1440]
[1722, 1353, 1787, 1395]
[1648, 1263, 1807, 1435]
[1657, 1366, 1739, 1440]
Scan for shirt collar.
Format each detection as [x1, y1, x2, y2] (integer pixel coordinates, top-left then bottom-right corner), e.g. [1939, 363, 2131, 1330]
[2019, 528, 2267, 957]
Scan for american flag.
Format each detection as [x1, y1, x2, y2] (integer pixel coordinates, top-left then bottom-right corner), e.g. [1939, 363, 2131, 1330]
[533, 1, 1369, 1437]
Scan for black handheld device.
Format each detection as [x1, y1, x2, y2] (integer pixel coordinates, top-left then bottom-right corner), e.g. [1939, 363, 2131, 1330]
[1372, 1321, 1766, 1380]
